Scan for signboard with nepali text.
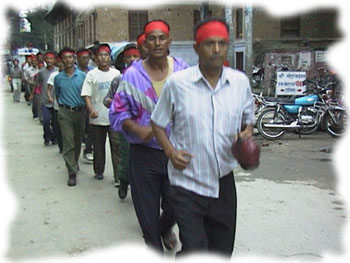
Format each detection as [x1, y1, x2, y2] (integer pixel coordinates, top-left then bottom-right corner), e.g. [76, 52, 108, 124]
[276, 71, 306, 96]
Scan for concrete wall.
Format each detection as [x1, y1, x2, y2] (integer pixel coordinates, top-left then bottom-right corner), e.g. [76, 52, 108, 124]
[148, 4, 198, 41]
[96, 8, 129, 42]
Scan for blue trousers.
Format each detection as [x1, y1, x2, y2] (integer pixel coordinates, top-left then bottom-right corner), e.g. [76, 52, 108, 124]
[42, 105, 55, 143]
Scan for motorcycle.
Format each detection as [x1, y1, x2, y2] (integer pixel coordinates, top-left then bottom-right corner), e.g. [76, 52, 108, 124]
[252, 65, 264, 90]
[256, 79, 347, 140]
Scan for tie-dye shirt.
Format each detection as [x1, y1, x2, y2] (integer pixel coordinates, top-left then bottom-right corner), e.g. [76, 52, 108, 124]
[109, 56, 188, 149]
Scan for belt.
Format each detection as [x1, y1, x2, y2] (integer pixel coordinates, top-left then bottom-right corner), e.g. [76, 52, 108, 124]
[59, 104, 85, 112]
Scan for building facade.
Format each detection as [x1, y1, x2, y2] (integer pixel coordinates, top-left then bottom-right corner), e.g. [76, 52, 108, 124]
[45, 2, 342, 81]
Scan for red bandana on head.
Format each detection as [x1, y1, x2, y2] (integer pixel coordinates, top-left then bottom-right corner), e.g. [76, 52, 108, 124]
[45, 52, 56, 58]
[77, 50, 90, 57]
[144, 21, 169, 36]
[97, 46, 111, 54]
[137, 33, 146, 47]
[123, 48, 140, 57]
[195, 21, 229, 45]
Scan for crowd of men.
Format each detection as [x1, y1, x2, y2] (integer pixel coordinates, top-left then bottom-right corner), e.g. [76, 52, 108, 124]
[8, 18, 255, 259]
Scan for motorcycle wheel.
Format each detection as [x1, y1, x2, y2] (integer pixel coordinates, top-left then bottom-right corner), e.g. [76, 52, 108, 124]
[257, 108, 286, 140]
[323, 109, 347, 137]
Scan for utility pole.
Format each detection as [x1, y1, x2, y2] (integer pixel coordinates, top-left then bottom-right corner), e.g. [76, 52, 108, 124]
[200, 1, 209, 21]
[244, 5, 254, 81]
[224, 6, 234, 67]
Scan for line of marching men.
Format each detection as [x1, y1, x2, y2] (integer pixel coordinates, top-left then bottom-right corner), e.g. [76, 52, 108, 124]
[8, 18, 256, 259]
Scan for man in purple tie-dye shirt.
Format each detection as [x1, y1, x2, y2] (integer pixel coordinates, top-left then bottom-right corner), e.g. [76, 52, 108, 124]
[109, 20, 188, 253]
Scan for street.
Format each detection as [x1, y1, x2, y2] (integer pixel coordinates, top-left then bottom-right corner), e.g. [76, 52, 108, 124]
[0, 79, 348, 263]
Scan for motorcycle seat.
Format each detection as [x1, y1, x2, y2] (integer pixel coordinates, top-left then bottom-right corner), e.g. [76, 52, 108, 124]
[264, 97, 295, 105]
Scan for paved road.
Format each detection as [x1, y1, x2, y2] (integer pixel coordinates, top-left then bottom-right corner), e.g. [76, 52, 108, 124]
[0, 81, 348, 262]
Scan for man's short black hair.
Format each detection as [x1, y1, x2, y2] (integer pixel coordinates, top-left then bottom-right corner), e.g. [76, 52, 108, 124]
[143, 19, 171, 33]
[193, 18, 229, 40]
[59, 47, 75, 58]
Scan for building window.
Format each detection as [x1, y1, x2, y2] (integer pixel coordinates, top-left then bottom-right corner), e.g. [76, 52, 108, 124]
[281, 16, 300, 37]
[129, 11, 148, 41]
[235, 52, 244, 72]
[236, 8, 243, 39]
[194, 10, 200, 28]
[193, 9, 212, 28]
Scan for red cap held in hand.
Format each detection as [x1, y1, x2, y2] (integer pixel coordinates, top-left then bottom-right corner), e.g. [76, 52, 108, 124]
[231, 137, 260, 170]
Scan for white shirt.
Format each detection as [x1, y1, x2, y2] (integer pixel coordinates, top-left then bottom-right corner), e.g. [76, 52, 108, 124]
[151, 65, 255, 198]
[81, 67, 121, 126]
[47, 71, 60, 110]
[24, 66, 39, 82]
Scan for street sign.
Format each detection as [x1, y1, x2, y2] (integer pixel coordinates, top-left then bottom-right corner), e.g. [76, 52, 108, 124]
[276, 71, 306, 96]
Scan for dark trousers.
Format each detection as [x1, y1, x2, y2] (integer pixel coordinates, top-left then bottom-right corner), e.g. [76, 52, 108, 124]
[90, 125, 120, 180]
[42, 106, 55, 142]
[58, 108, 86, 176]
[33, 94, 43, 121]
[169, 173, 237, 257]
[129, 144, 176, 253]
[53, 109, 63, 151]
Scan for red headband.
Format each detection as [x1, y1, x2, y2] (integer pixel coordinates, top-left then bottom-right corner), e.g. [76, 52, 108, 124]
[77, 50, 89, 57]
[195, 21, 229, 44]
[61, 51, 75, 57]
[137, 34, 146, 47]
[124, 48, 140, 57]
[45, 53, 56, 58]
[144, 21, 169, 36]
[97, 46, 111, 54]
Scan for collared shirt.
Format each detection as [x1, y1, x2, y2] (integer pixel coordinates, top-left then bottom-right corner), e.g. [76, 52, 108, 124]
[109, 56, 189, 149]
[54, 69, 86, 108]
[151, 65, 255, 198]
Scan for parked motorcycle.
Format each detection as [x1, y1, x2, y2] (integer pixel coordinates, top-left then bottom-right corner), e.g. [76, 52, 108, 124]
[252, 65, 264, 90]
[256, 79, 347, 140]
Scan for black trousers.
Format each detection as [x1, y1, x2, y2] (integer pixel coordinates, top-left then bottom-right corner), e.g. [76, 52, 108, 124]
[90, 125, 119, 179]
[129, 144, 176, 253]
[169, 172, 237, 257]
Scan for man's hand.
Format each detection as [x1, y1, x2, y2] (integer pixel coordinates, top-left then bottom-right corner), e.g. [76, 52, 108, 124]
[90, 111, 99, 119]
[105, 98, 113, 108]
[168, 149, 193, 171]
[48, 97, 53, 104]
[238, 124, 254, 140]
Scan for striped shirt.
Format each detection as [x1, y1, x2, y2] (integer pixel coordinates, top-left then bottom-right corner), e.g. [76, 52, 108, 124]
[109, 57, 189, 149]
[151, 65, 255, 198]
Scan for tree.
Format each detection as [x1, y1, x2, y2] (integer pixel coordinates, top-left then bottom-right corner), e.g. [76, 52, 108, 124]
[7, 6, 54, 53]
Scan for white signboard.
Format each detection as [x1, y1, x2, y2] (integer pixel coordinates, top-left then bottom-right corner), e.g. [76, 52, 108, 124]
[276, 71, 306, 96]
[315, 50, 328, 63]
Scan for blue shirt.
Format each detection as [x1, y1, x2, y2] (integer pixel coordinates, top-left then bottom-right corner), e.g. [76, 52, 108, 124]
[54, 69, 86, 107]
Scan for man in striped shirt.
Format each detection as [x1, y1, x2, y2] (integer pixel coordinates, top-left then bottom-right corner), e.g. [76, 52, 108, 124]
[151, 18, 255, 257]
[109, 20, 188, 253]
